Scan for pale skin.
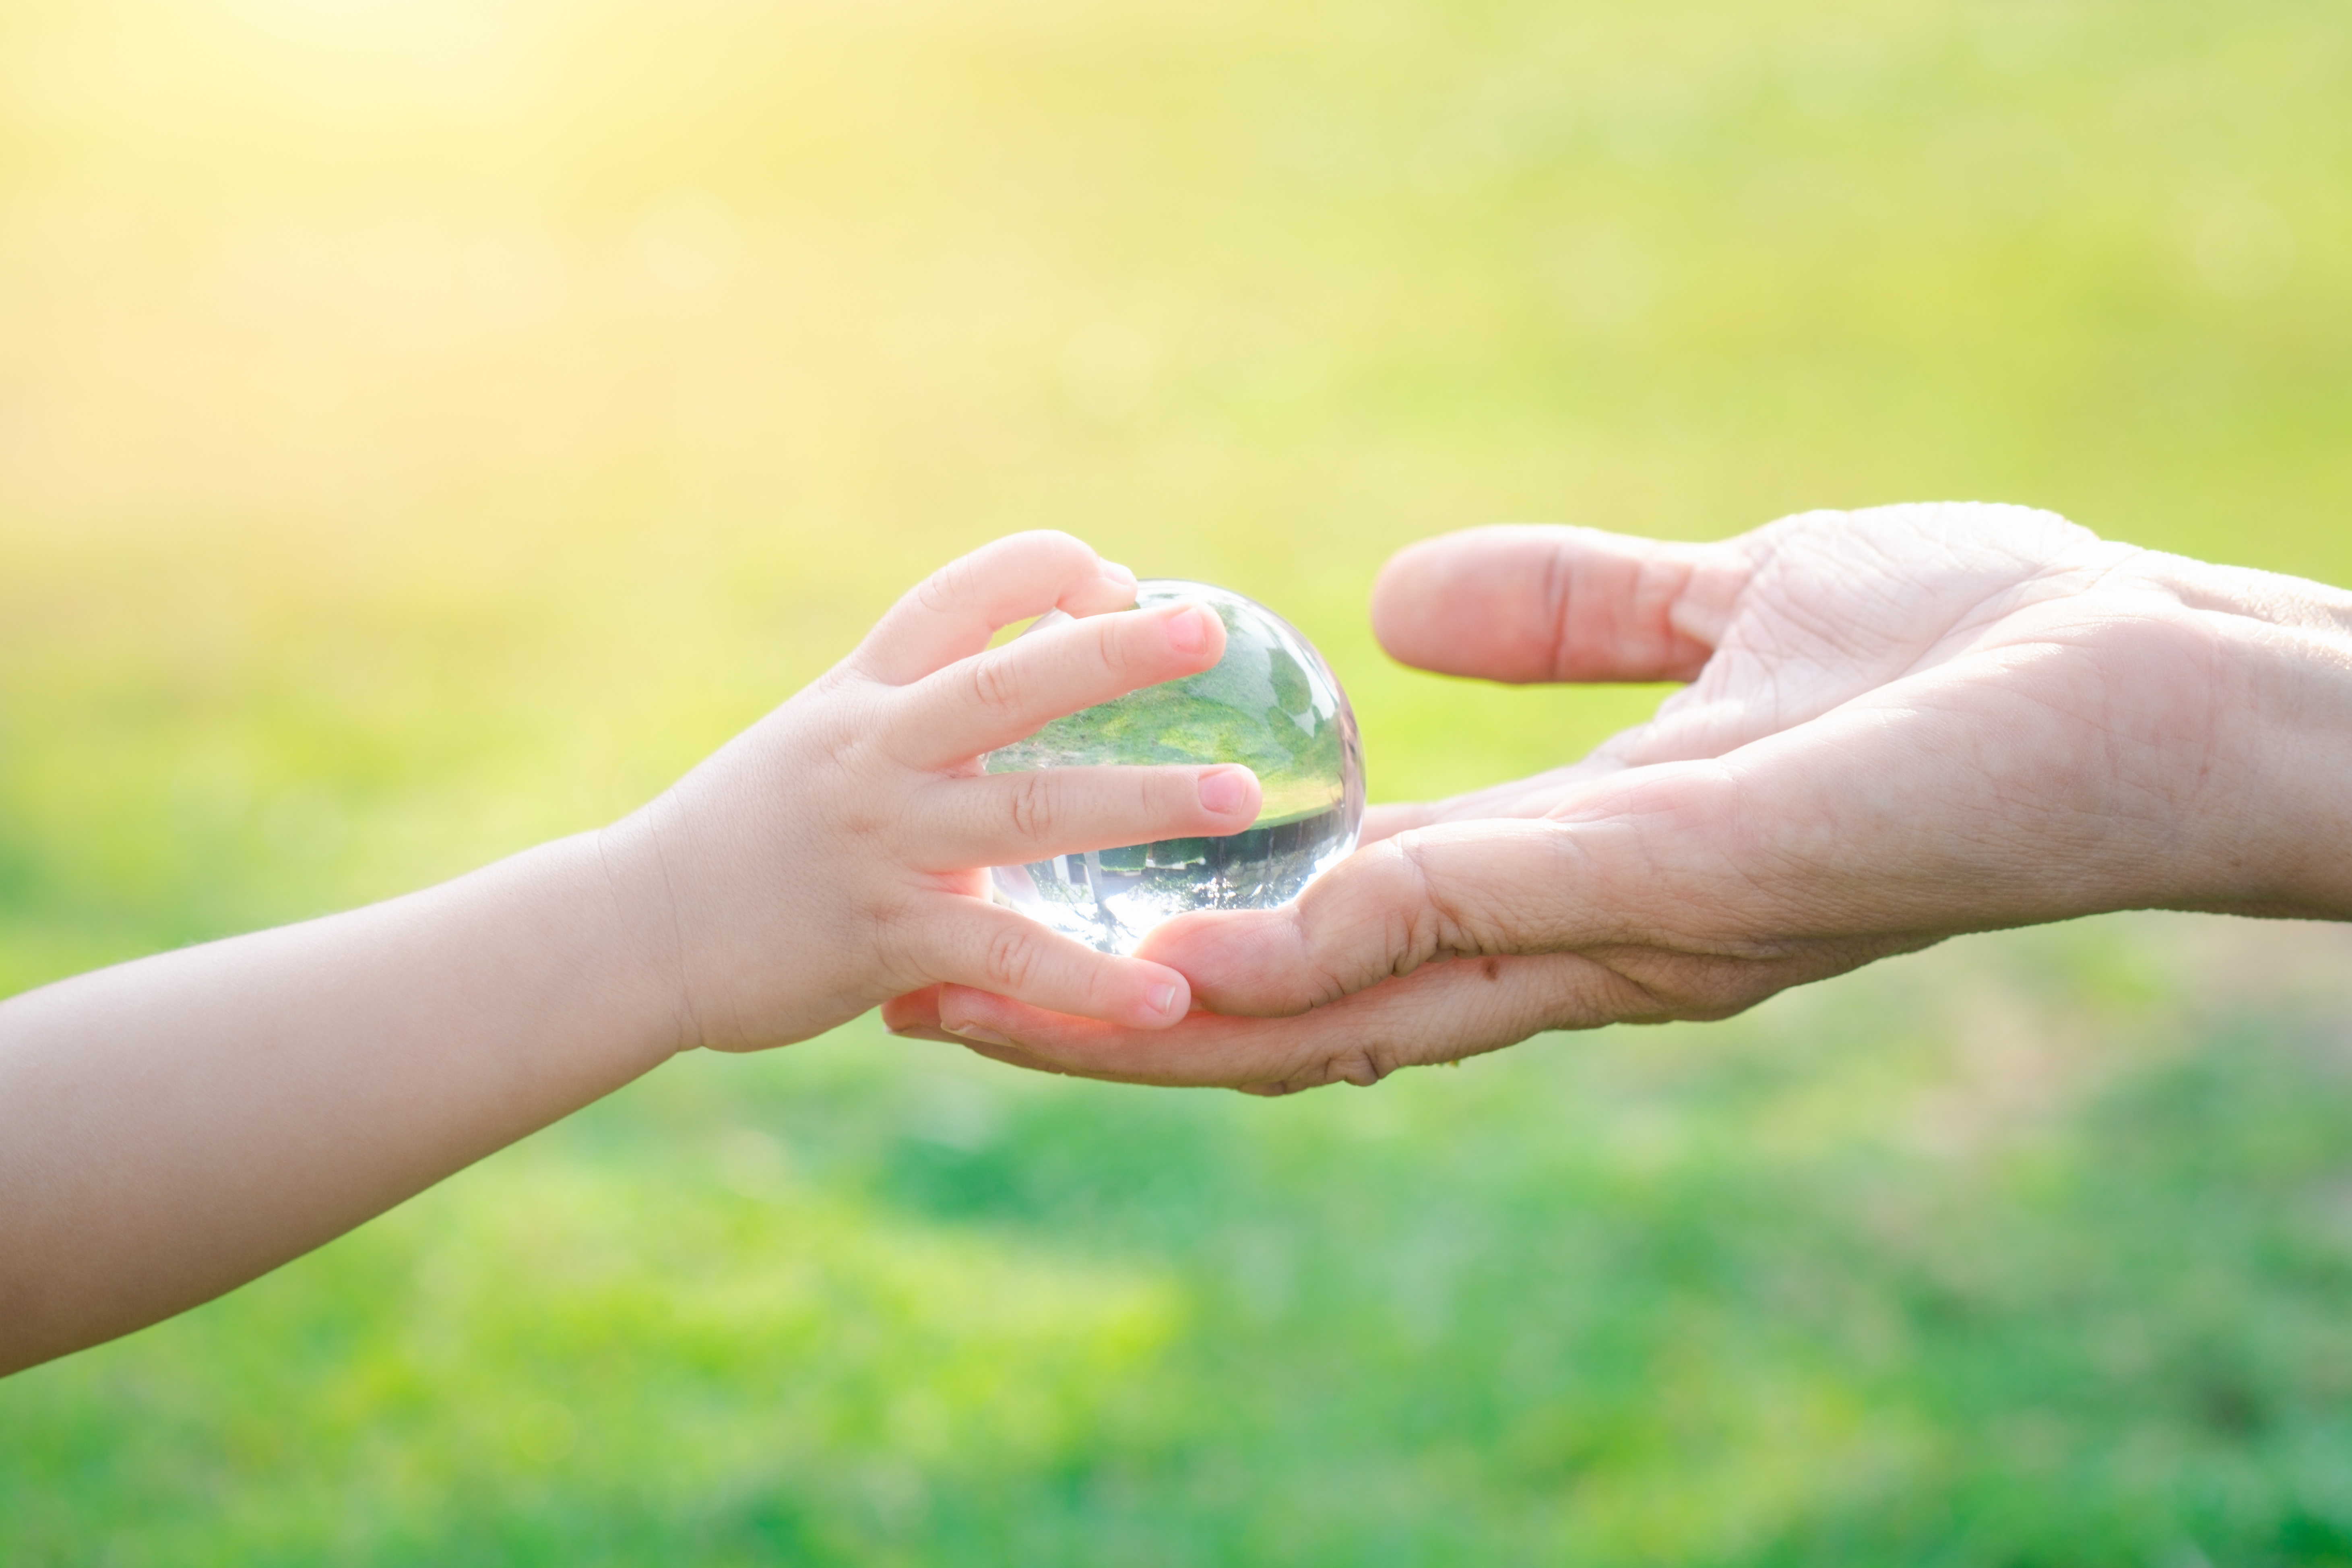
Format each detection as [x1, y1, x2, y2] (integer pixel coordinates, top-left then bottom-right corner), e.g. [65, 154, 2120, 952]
[888, 502, 2352, 1092]
[18, 506, 2352, 1374]
[0, 531, 1260, 1376]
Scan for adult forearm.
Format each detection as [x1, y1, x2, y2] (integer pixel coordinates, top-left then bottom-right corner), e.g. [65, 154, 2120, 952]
[2208, 607, 2352, 919]
[0, 830, 684, 1376]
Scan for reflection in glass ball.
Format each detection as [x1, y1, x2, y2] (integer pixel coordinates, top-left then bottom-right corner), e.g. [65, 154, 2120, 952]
[986, 581, 1366, 957]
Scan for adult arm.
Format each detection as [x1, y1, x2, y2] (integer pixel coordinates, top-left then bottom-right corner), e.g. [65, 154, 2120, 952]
[890, 503, 2352, 1091]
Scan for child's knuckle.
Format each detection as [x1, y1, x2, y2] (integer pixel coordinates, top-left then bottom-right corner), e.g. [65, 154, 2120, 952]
[1008, 772, 1058, 842]
[867, 896, 925, 964]
[1092, 616, 1132, 673]
[1026, 529, 1090, 572]
[982, 923, 1043, 992]
[917, 557, 975, 615]
[966, 656, 1026, 719]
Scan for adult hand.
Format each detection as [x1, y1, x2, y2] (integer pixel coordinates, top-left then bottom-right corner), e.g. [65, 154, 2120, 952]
[884, 502, 2352, 1091]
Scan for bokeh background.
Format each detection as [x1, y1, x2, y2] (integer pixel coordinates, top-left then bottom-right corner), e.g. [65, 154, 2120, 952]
[5, 0, 2352, 1561]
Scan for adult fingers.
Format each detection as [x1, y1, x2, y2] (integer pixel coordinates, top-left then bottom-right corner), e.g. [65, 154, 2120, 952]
[921, 949, 1706, 1091]
[1143, 763, 1778, 1018]
[925, 1026, 1091, 1082]
[850, 531, 1141, 686]
[908, 763, 1260, 870]
[1371, 524, 1745, 685]
[888, 598, 1226, 769]
[921, 922, 1922, 1091]
[1136, 812, 1651, 1017]
[1373, 754, 1634, 836]
[1359, 802, 1434, 844]
[1167, 650, 2175, 1026]
[911, 901, 1194, 1030]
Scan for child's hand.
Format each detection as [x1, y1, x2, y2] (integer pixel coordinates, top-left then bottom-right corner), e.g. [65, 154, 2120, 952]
[599, 531, 1261, 1053]
[0, 527, 1253, 1371]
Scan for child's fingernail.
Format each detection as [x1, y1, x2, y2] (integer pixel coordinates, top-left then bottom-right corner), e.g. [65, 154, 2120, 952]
[1166, 603, 1213, 655]
[949, 1024, 1014, 1049]
[1148, 983, 1183, 1019]
[1099, 560, 1138, 591]
[1198, 766, 1252, 816]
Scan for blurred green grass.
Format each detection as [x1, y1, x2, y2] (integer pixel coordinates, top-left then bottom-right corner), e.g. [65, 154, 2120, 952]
[4, 0, 2352, 1562]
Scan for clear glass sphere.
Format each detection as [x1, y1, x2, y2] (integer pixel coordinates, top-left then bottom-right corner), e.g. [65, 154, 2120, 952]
[986, 581, 1366, 956]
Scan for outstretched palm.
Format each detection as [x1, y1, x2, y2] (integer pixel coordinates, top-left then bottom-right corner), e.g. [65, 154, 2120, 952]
[888, 502, 2352, 1092]
[1370, 502, 2142, 828]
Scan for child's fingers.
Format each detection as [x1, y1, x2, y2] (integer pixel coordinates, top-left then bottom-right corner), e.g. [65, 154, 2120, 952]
[915, 903, 1194, 1029]
[850, 531, 1140, 686]
[910, 763, 1260, 869]
[888, 600, 1225, 769]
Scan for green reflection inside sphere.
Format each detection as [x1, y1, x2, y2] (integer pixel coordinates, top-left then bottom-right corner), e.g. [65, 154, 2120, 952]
[985, 581, 1365, 956]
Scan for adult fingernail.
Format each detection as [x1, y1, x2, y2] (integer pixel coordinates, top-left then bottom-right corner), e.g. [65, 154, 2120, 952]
[1165, 603, 1213, 655]
[1148, 982, 1183, 1019]
[948, 1024, 1014, 1048]
[1198, 766, 1252, 816]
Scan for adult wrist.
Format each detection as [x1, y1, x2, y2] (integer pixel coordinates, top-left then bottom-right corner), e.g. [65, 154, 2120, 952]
[2195, 589, 2352, 919]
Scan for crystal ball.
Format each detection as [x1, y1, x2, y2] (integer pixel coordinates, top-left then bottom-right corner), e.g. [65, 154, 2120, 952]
[985, 580, 1366, 956]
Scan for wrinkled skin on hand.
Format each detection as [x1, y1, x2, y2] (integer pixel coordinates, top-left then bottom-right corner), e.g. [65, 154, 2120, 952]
[884, 502, 2352, 1092]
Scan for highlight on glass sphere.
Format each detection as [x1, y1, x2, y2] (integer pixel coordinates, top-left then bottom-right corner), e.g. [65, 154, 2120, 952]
[985, 580, 1366, 957]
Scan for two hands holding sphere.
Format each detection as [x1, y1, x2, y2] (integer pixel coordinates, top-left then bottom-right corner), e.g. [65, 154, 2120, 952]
[10, 496, 2352, 1373]
[888, 501, 2352, 1094]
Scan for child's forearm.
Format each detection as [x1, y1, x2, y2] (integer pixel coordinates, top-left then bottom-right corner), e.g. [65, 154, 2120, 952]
[0, 829, 684, 1375]
[0, 533, 1253, 1374]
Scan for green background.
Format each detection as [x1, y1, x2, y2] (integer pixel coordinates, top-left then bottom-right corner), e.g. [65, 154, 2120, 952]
[5, 0, 2352, 1562]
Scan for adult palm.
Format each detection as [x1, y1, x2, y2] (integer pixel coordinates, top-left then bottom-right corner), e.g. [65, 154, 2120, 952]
[885, 502, 2352, 1092]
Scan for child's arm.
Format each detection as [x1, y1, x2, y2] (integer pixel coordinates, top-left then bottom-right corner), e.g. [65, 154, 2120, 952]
[0, 532, 1258, 1376]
